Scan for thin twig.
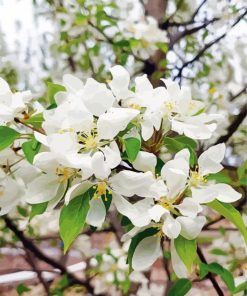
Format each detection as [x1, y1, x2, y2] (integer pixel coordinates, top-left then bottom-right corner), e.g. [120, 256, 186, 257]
[214, 104, 247, 144]
[197, 248, 224, 296]
[4, 217, 95, 294]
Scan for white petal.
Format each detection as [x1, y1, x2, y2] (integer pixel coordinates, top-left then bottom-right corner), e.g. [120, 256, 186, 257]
[34, 131, 48, 146]
[109, 65, 132, 100]
[176, 216, 206, 240]
[191, 187, 218, 204]
[91, 151, 111, 180]
[83, 78, 115, 116]
[174, 148, 190, 162]
[161, 157, 189, 198]
[0, 77, 11, 94]
[110, 171, 158, 198]
[25, 174, 61, 204]
[171, 118, 216, 140]
[113, 193, 152, 227]
[135, 75, 153, 93]
[64, 181, 93, 205]
[97, 107, 139, 140]
[33, 152, 59, 174]
[133, 151, 157, 173]
[132, 236, 161, 271]
[63, 74, 84, 92]
[148, 204, 169, 222]
[211, 183, 242, 203]
[198, 143, 225, 176]
[162, 215, 181, 239]
[100, 141, 121, 169]
[161, 79, 180, 98]
[86, 198, 106, 227]
[171, 240, 188, 278]
[174, 198, 202, 218]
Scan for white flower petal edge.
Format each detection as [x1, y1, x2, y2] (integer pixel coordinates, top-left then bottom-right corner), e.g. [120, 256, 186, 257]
[176, 216, 206, 240]
[198, 143, 225, 176]
[86, 198, 106, 228]
[132, 235, 161, 271]
[171, 240, 188, 278]
[97, 107, 139, 140]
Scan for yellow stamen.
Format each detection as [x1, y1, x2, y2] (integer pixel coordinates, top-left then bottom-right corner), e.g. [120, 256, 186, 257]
[129, 103, 142, 110]
[190, 171, 207, 187]
[56, 167, 76, 183]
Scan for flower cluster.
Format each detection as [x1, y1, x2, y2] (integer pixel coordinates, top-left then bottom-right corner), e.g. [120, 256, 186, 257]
[0, 65, 243, 279]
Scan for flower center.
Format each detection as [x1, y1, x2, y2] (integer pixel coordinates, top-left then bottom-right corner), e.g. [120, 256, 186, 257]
[164, 101, 176, 114]
[93, 181, 112, 201]
[78, 129, 98, 151]
[190, 171, 207, 187]
[158, 198, 172, 210]
[56, 167, 77, 183]
[128, 103, 142, 110]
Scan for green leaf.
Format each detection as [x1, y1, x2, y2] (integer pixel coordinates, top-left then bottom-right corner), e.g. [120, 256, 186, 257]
[174, 136, 197, 149]
[25, 113, 44, 128]
[0, 126, 20, 151]
[46, 82, 66, 105]
[237, 161, 247, 186]
[174, 236, 197, 272]
[208, 200, 247, 245]
[164, 136, 197, 166]
[127, 227, 159, 271]
[29, 202, 48, 221]
[22, 138, 41, 164]
[16, 283, 31, 295]
[199, 262, 235, 292]
[167, 279, 192, 296]
[210, 248, 228, 256]
[59, 189, 91, 252]
[124, 137, 141, 162]
[156, 42, 168, 53]
[233, 280, 247, 294]
[207, 172, 232, 184]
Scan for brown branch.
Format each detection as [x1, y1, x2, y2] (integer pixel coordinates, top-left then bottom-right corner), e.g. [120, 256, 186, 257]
[197, 248, 224, 296]
[4, 217, 95, 294]
[229, 86, 247, 101]
[175, 9, 247, 81]
[214, 104, 247, 144]
[14, 117, 45, 134]
[25, 250, 50, 296]
[161, 0, 207, 28]
[169, 17, 219, 48]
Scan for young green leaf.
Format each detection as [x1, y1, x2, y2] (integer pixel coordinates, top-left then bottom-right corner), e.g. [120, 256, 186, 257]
[208, 200, 247, 245]
[22, 138, 41, 164]
[207, 172, 232, 184]
[167, 279, 192, 296]
[237, 161, 247, 186]
[25, 113, 44, 128]
[46, 82, 66, 105]
[233, 280, 247, 294]
[29, 202, 48, 221]
[174, 236, 197, 272]
[0, 126, 20, 151]
[124, 137, 141, 162]
[16, 283, 31, 295]
[164, 136, 197, 166]
[127, 227, 159, 271]
[199, 262, 235, 292]
[59, 190, 91, 252]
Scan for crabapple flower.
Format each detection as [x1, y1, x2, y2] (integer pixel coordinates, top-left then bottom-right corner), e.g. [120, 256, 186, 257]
[120, 16, 168, 59]
[0, 77, 32, 124]
[109, 66, 222, 140]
